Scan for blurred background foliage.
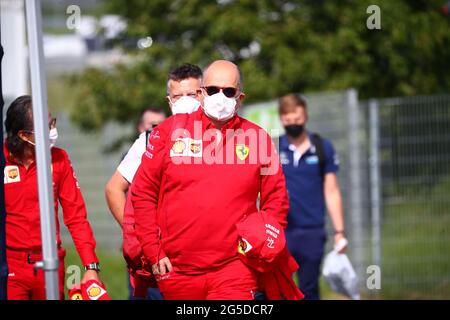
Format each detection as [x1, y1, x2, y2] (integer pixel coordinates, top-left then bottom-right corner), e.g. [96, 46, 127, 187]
[70, 0, 450, 132]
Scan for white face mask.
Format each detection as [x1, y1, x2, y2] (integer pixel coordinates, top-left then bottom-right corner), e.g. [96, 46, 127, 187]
[23, 128, 58, 148]
[49, 127, 58, 148]
[202, 91, 237, 121]
[170, 96, 201, 115]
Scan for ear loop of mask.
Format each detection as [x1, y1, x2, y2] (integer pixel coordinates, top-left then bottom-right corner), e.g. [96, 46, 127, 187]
[20, 131, 36, 147]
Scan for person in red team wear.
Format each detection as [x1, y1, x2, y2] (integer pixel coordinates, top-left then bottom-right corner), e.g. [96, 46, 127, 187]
[131, 60, 289, 300]
[3, 96, 101, 300]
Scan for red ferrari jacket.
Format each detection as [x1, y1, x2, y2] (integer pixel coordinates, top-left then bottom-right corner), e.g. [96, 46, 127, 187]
[131, 109, 289, 275]
[3, 143, 98, 265]
[257, 248, 304, 300]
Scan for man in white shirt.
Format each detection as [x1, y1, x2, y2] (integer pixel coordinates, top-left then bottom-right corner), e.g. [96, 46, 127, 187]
[106, 108, 166, 226]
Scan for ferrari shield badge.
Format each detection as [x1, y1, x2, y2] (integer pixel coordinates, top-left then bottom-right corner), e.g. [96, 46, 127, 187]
[236, 144, 249, 161]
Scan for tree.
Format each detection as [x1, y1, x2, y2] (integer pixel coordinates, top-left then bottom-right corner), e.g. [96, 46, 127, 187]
[71, 0, 450, 132]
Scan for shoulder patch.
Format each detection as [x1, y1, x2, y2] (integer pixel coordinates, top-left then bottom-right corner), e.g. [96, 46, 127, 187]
[4, 165, 20, 184]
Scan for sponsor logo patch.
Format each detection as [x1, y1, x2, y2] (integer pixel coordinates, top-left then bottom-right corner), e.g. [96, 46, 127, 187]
[145, 151, 154, 159]
[71, 293, 83, 300]
[305, 155, 319, 165]
[334, 154, 340, 166]
[4, 166, 21, 184]
[171, 139, 186, 154]
[266, 237, 275, 249]
[238, 238, 253, 255]
[170, 138, 202, 158]
[190, 141, 201, 154]
[188, 139, 202, 158]
[149, 130, 160, 140]
[85, 282, 106, 300]
[280, 152, 290, 165]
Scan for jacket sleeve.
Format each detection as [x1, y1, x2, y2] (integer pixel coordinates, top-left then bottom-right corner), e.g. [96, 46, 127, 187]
[131, 124, 168, 265]
[259, 133, 289, 229]
[58, 150, 98, 265]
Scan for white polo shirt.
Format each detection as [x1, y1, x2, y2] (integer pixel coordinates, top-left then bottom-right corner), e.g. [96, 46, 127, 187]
[117, 132, 147, 183]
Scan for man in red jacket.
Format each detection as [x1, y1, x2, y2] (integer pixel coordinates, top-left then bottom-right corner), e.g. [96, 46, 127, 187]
[4, 96, 101, 300]
[131, 60, 289, 300]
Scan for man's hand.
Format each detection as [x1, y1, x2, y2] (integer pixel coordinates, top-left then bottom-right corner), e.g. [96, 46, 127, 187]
[151, 257, 173, 275]
[81, 270, 100, 283]
[334, 233, 348, 254]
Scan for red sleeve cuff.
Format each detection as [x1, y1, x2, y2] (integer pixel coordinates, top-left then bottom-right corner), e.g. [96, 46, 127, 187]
[143, 245, 166, 265]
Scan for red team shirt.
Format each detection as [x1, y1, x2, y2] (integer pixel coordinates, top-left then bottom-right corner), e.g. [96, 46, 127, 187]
[3, 144, 98, 265]
[131, 109, 289, 275]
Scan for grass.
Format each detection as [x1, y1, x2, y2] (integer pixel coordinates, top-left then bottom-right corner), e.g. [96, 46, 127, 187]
[320, 279, 350, 300]
[381, 210, 450, 299]
[63, 246, 128, 300]
[379, 178, 450, 299]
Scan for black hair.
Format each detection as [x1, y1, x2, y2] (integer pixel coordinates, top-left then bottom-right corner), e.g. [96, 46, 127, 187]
[137, 107, 166, 128]
[168, 63, 203, 82]
[5, 95, 34, 156]
[139, 107, 165, 119]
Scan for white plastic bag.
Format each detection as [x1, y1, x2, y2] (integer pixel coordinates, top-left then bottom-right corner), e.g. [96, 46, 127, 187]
[322, 239, 360, 300]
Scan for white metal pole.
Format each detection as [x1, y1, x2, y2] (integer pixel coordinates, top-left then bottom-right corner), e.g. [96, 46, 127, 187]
[369, 99, 382, 275]
[347, 89, 364, 281]
[24, 0, 59, 300]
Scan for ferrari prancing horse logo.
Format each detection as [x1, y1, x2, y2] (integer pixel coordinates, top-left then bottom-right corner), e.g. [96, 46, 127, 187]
[236, 144, 249, 161]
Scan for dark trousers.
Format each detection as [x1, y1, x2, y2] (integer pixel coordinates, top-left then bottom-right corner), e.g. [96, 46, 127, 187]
[286, 227, 326, 300]
[128, 272, 163, 300]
